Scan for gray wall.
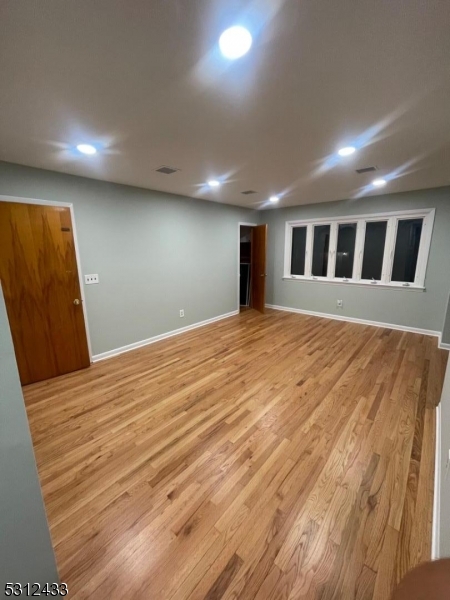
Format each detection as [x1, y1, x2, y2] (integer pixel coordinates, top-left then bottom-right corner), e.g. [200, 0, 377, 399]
[261, 186, 450, 333]
[1, 161, 448, 346]
[0, 286, 58, 584]
[442, 294, 450, 345]
[0, 161, 255, 357]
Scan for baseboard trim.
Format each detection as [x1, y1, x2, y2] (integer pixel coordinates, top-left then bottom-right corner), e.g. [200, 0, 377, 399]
[432, 403, 441, 560]
[265, 304, 441, 338]
[92, 310, 239, 362]
[438, 338, 450, 351]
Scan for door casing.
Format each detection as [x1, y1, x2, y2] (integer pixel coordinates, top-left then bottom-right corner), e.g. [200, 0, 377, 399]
[251, 224, 268, 314]
[238, 222, 257, 312]
[238, 222, 268, 313]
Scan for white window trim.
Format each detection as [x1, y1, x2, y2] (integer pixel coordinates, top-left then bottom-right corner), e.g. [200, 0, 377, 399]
[284, 208, 435, 290]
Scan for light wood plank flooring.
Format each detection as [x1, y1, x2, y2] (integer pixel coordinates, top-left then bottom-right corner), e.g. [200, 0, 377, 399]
[24, 309, 448, 599]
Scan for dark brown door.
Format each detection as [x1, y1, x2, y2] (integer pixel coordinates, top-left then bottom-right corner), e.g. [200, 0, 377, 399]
[251, 224, 267, 313]
[0, 202, 90, 385]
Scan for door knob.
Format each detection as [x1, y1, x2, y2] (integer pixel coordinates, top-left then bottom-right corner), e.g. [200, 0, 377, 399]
[73, 299, 80, 305]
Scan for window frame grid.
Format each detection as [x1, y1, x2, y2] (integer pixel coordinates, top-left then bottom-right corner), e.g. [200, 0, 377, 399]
[284, 208, 435, 289]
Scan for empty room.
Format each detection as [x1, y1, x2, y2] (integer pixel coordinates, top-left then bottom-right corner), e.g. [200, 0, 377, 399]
[1, 1, 450, 599]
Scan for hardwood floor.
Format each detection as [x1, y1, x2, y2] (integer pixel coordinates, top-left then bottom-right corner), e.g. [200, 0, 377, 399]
[23, 309, 448, 599]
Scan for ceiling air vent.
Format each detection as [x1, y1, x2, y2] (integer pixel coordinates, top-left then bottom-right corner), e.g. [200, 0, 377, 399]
[241, 190, 257, 195]
[355, 166, 377, 174]
[155, 166, 180, 175]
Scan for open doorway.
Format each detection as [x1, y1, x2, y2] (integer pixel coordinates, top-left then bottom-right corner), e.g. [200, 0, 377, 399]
[238, 222, 267, 314]
[240, 225, 253, 311]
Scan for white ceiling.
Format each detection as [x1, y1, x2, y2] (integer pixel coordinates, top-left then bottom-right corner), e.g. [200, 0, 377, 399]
[1, 0, 450, 209]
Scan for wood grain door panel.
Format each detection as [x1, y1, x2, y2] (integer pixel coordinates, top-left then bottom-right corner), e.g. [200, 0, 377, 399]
[0, 202, 90, 384]
[251, 224, 267, 313]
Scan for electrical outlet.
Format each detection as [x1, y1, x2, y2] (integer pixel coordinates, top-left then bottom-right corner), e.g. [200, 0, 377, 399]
[84, 274, 99, 285]
[336, 299, 343, 308]
[179, 309, 184, 318]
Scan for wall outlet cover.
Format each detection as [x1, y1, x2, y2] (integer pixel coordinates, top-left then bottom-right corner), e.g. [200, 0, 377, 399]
[337, 299, 343, 308]
[179, 309, 185, 318]
[85, 274, 99, 285]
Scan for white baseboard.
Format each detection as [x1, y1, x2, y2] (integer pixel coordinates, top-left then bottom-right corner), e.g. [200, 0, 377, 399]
[432, 403, 441, 560]
[438, 338, 450, 351]
[266, 304, 441, 338]
[92, 310, 239, 362]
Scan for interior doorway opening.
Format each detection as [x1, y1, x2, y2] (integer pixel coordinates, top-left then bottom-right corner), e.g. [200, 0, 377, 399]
[238, 222, 267, 314]
[240, 225, 253, 311]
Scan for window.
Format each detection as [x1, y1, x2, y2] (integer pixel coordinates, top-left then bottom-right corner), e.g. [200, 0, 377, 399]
[312, 225, 330, 277]
[291, 226, 307, 276]
[391, 218, 423, 283]
[284, 208, 434, 289]
[361, 221, 387, 281]
[335, 223, 357, 279]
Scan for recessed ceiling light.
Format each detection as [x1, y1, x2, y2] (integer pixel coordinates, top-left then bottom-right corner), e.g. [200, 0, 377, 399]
[269, 195, 279, 203]
[338, 146, 356, 157]
[76, 144, 97, 155]
[219, 26, 252, 59]
[372, 178, 387, 187]
[208, 180, 221, 187]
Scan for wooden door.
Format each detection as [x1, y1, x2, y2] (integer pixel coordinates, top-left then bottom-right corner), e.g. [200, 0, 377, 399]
[251, 224, 267, 313]
[0, 202, 90, 385]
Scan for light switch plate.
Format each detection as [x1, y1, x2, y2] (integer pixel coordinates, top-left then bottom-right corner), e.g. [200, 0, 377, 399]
[85, 274, 99, 285]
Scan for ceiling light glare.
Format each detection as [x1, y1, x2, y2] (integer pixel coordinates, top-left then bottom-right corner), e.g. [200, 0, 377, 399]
[269, 196, 279, 203]
[76, 144, 97, 155]
[338, 146, 356, 157]
[372, 178, 387, 187]
[219, 26, 252, 59]
[208, 180, 221, 187]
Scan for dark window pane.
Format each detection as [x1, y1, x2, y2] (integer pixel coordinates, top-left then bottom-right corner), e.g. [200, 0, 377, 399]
[335, 223, 357, 278]
[291, 227, 307, 275]
[391, 219, 423, 283]
[312, 224, 330, 277]
[361, 221, 387, 280]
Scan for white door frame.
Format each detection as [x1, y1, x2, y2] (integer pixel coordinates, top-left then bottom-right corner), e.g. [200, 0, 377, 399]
[0, 195, 93, 362]
[237, 222, 257, 312]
